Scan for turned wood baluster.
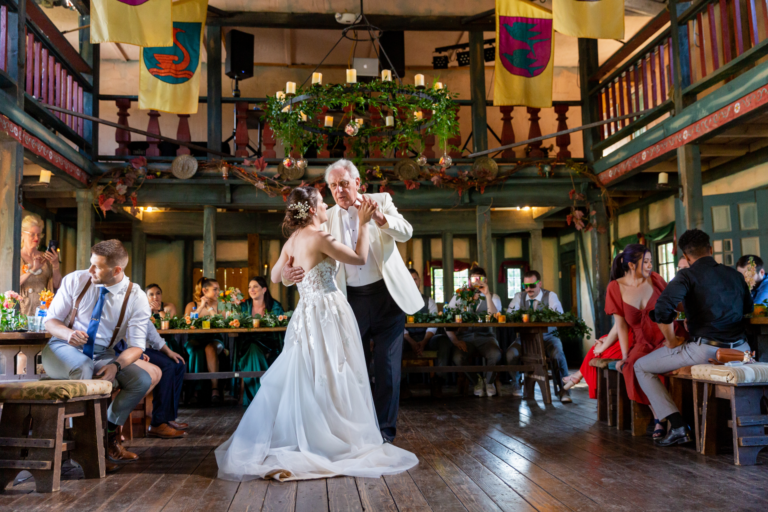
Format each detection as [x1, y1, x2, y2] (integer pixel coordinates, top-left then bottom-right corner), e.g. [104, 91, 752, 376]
[423, 109, 435, 159]
[76, 84, 83, 136]
[554, 104, 571, 159]
[316, 106, 329, 158]
[500, 106, 515, 158]
[33, 41, 40, 99]
[115, 99, 132, 156]
[146, 110, 161, 157]
[617, 74, 626, 129]
[708, 5, 720, 71]
[0, 6, 7, 72]
[733, 0, 745, 57]
[262, 120, 277, 158]
[368, 104, 383, 158]
[71, 80, 78, 130]
[65, 73, 72, 128]
[234, 101, 249, 157]
[658, 45, 668, 102]
[25, 32, 33, 95]
[448, 105, 462, 158]
[54, 62, 61, 120]
[650, 50, 658, 108]
[343, 104, 355, 158]
[720, 0, 732, 63]
[47, 55, 55, 110]
[176, 115, 191, 155]
[526, 107, 545, 158]
[597, 90, 606, 139]
[40, 48, 47, 103]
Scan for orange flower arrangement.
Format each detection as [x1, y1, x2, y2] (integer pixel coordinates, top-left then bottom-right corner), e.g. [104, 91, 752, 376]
[38, 289, 54, 308]
[22, 264, 29, 274]
[229, 319, 240, 328]
[184, 316, 192, 325]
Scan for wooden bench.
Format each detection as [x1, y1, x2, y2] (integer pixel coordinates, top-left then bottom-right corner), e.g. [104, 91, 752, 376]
[589, 358, 620, 424]
[0, 380, 113, 492]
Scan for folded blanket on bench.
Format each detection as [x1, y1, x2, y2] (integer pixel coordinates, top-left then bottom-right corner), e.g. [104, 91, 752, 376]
[691, 363, 768, 384]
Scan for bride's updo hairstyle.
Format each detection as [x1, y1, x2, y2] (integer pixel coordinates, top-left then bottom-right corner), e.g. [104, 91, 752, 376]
[282, 186, 320, 236]
[610, 243, 650, 281]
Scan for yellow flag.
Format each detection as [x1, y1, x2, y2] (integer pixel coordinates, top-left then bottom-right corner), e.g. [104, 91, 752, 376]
[553, 0, 625, 40]
[493, 0, 554, 108]
[139, 0, 208, 114]
[91, 0, 173, 47]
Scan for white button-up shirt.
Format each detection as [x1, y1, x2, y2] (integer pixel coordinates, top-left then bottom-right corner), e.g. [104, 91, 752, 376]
[340, 206, 383, 287]
[46, 270, 151, 350]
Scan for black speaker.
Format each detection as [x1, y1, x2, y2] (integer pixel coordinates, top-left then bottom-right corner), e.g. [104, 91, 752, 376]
[378, 31, 405, 80]
[225, 29, 254, 80]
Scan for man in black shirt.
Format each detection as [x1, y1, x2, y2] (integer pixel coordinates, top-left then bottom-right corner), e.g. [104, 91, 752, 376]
[637, 229, 753, 447]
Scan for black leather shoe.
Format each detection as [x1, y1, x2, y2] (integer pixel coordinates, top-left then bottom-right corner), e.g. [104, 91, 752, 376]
[656, 425, 693, 447]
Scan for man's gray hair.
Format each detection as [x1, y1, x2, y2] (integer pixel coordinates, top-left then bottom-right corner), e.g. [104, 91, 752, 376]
[324, 159, 361, 183]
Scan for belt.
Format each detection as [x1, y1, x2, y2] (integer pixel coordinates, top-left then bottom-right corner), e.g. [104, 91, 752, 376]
[695, 337, 747, 349]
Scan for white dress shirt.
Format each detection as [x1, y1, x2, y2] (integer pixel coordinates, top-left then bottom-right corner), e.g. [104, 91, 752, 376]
[146, 320, 167, 351]
[46, 270, 151, 350]
[340, 205, 384, 287]
[507, 289, 564, 314]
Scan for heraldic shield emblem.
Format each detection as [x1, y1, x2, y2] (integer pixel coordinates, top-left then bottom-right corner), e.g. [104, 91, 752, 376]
[116, 0, 150, 5]
[498, 16, 553, 78]
[143, 22, 202, 85]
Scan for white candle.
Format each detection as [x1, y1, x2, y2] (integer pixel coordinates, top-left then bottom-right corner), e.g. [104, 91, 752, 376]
[385, 115, 394, 127]
[300, 111, 307, 122]
[285, 81, 296, 94]
[276, 91, 286, 101]
[324, 116, 334, 127]
[346, 69, 357, 83]
[355, 118, 363, 127]
[39, 170, 52, 184]
[413, 111, 423, 121]
[414, 74, 425, 87]
[658, 172, 669, 185]
[312, 72, 322, 85]
[435, 82, 443, 90]
[381, 69, 392, 82]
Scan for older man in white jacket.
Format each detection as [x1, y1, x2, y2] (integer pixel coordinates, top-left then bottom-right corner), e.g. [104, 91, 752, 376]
[283, 159, 422, 442]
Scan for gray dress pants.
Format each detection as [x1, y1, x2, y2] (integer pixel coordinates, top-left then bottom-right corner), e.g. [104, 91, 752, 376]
[42, 339, 153, 426]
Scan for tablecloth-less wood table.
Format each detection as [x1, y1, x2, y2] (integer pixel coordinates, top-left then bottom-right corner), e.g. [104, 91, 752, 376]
[0, 332, 50, 382]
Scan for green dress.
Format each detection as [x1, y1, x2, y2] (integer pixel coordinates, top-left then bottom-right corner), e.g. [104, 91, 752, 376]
[236, 299, 285, 407]
[184, 308, 227, 377]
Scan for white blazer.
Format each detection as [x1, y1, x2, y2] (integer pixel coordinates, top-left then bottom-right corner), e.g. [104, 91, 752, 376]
[325, 193, 424, 315]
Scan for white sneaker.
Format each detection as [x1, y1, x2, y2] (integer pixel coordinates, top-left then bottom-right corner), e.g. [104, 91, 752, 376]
[474, 377, 486, 397]
[486, 382, 497, 397]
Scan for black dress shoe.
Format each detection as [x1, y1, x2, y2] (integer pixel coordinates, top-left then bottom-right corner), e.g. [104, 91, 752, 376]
[656, 425, 693, 447]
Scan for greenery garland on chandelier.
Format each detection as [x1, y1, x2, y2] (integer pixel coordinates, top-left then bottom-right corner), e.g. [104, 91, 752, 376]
[263, 80, 460, 166]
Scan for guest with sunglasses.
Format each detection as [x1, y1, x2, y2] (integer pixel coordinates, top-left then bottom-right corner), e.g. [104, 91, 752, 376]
[505, 270, 571, 403]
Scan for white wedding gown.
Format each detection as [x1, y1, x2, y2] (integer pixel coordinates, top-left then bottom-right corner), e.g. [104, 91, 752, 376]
[216, 257, 418, 481]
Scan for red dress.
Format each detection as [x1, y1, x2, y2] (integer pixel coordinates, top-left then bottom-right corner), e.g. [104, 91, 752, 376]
[579, 331, 634, 399]
[604, 272, 668, 405]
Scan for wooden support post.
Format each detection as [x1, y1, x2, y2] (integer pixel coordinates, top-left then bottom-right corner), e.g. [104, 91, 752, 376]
[590, 199, 612, 336]
[578, 38, 600, 161]
[679, 144, 704, 230]
[530, 229, 544, 275]
[203, 206, 216, 278]
[469, 31, 488, 154]
[476, 206, 492, 292]
[441, 232, 454, 304]
[0, 138, 23, 293]
[247, 233, 261, 282]
[206, 26, 222, 158]
[131, 221, 146, 289]
[75, 189, 94, 270]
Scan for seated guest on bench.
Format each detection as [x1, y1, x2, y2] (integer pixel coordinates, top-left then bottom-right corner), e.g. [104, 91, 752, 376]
[506, 270, 571, 402]
[736, 255, 768, 305]
[147, 283, 177, 319]
[184, 277, 228, 403]
[639, 229, 753, 447]
[42, 240, 153, 464]
[444, 266, 502, 398]
[144, 320, 188, 438]
[236, 276, 285, 407]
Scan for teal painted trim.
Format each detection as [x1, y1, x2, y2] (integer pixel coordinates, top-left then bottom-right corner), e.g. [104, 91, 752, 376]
[594, 60, 768, 175]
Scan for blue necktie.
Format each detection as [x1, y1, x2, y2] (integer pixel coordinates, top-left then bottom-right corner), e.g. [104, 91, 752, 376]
[84, 287, 110, 359]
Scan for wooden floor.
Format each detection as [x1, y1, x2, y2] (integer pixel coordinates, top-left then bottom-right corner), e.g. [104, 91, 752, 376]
[2, 383, 767, 511]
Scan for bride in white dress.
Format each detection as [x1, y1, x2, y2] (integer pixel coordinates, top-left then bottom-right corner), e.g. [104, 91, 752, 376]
[216, 186, 418, 481]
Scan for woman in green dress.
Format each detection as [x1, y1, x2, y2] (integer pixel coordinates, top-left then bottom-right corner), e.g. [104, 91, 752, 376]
[184, 277, 227, 402]
[237, 276, 285, 406]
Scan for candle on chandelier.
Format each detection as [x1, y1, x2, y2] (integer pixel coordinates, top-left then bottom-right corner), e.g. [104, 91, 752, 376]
[39, 170, 52, 184]
[435, 82, 443, 90]
[355, 118, 364, 127]
[414, 74, 425, 87]
[300, 111, 308, 122]
[381, 69, 392, 82]
[324, 116, 334, 127]
[312, 72, 323, 85]
[385, 115, 394, 127]
[286, 82, 296, 94]
[413, 111, 423, 121]
[346, 69, 357, 83]
[276, 91, 286, 101]
[658, 172, 669, 185]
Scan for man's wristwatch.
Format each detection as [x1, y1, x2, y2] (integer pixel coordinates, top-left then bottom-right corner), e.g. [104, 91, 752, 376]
[110, 361, 122, 373]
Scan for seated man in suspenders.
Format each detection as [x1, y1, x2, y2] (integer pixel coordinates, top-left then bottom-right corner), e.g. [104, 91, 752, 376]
[43, 240, 154, 467]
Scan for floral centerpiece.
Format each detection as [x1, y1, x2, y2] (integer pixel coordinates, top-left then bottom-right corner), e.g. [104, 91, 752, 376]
[39, 289, 54, 308]
[0, 291, 26, 332]
[218, 287, 244, 317]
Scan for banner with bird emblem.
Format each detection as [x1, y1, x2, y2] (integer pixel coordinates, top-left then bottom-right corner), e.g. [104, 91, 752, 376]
[553, 0, 624, 40]
[493, 0, 555, 108]
[91, 0, 173, 47]
[139, 0, 208, 114]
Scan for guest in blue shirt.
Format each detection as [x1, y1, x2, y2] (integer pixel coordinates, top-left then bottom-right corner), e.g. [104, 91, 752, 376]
[736, 255, 768, 305]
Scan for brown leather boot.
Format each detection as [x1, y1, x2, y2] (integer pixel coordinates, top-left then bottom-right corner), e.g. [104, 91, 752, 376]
[148, 423, 187, 439]
[168, 420, 188, 430]
[107, 431, 139, 462]
[106, 460, 121, 473]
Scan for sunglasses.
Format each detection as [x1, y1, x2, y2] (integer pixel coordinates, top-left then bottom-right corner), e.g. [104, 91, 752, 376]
[523, 280, 540, 289]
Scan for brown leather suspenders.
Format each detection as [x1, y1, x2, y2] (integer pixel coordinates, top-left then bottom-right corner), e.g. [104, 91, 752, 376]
[67, 278, 135, 348]
[67, 280, 92, 329]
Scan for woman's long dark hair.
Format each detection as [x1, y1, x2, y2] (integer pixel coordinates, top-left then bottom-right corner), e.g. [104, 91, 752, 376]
[610, 243, 650, 281]
[249, 276, 274, 312]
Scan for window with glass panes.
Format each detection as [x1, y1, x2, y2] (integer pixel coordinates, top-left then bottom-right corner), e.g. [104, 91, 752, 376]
[656, 242, 676, 283]
[506, 268, 523, 298]
[431, 268, 469, 303]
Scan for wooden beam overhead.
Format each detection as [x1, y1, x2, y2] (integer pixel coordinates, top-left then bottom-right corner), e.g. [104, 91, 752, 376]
[712, 123, 768, 138]
[699, 145, 749, 157]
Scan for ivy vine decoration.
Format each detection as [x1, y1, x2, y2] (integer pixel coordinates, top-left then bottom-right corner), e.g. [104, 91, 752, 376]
[263, 80, 460, 165]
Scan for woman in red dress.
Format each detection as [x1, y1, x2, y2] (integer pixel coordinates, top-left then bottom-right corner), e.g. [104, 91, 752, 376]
[562, 324, 634, 399]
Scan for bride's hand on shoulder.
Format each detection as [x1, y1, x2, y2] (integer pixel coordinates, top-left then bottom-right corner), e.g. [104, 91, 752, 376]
[357, 197, 376, 225]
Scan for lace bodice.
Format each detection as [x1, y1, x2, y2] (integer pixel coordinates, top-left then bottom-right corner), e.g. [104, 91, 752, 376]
[296, 258, 339, 302]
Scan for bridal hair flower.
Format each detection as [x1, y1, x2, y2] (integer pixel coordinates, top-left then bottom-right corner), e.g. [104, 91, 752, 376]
[289, 201, 310, 219]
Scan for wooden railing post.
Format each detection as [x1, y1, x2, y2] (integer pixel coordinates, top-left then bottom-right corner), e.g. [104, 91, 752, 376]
[146, 110, 161, 157]
[47, 55, 54, 110]
[115, 98, 131, 156]
[40, 47, 47, 103]
[554, 104, 571, 159]
[32, 40, 40, 99]
[234, 101, 249, 157]
[262, 121, 277, 158]
[176, 114, 191, 155]
[500, 106, 515, 158]
[76, 84, 83, 136]
[526, 107, 545, 158]
[25, 31, 33, 95]
[0, 5, 7, 72]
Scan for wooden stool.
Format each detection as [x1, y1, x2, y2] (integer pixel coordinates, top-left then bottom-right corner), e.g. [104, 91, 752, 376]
[0, 380, 113, 493]
[589, 358, 619, 424]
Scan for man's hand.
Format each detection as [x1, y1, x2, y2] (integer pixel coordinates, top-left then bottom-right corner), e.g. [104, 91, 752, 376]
[360, 195, 386, 226]
[68, 330, 89, 347]
[282, 256, 305, 284]
[141, 354, 150, 362]
[415, 339, 427, 357]
[664, 337, 686, 350]
[95, 362, 118, 382]
[166, 349, 185, 365]
[453, 339, 468, 352]
[615, 358, 627, 372]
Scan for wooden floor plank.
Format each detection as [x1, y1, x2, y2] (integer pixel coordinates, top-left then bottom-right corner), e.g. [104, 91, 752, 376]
[382, 471, 432, 512]
[263, 481, 297, 512]
[295, 480, 328, 512]
[228, 480, 270, 512]
[327, 477, 362, 512]
[355, 477, 397, 512]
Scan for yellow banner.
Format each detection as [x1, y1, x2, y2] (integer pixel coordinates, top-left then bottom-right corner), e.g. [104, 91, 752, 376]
[91, 0, 173, 47]
[553, 0, 625, 40]
[493, 0, 554, 108]
[139, 0, 208, 114]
